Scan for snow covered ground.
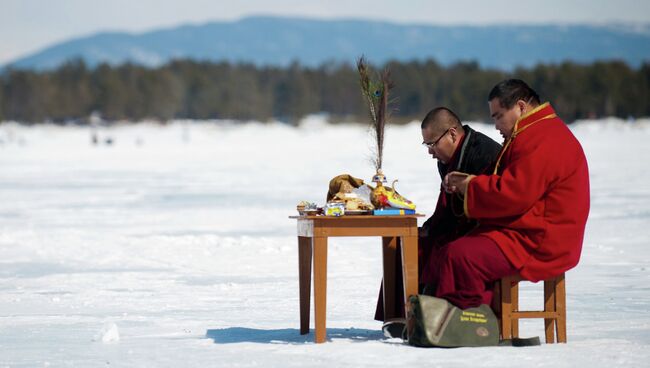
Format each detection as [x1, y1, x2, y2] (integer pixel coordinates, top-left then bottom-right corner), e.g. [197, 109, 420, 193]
[0, 117, 649, 367]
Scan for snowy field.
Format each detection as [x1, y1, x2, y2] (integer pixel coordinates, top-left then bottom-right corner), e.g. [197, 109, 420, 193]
[0, 117, 649, 367]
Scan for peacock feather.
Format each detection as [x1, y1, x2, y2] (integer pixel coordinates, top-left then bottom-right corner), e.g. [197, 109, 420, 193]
[357, 56, 394, 171]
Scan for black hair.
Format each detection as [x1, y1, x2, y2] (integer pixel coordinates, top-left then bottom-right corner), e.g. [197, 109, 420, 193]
[421, 107, 462, 130]
[488, 79, 540, 109]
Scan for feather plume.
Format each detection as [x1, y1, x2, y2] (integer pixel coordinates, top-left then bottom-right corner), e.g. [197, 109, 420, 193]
[357, 56, 394, 171]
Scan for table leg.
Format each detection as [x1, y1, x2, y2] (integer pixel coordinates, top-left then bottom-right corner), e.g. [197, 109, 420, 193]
[401, 235, 419, 322]
[313, 236, 328, 343]
[298, 236, 312, 335]
[382, 236, 398, 320]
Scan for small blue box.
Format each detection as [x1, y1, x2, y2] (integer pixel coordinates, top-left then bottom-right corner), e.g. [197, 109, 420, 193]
[373, 208, 416, 216]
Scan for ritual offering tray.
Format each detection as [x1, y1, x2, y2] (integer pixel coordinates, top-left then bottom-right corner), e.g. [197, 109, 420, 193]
[296, 170, 417, 217]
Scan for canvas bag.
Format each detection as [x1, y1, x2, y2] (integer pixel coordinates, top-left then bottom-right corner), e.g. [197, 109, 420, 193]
[406, 294, 500, 347]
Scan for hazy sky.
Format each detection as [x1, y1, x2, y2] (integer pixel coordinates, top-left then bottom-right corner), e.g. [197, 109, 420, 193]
[2, 0, 649, 64]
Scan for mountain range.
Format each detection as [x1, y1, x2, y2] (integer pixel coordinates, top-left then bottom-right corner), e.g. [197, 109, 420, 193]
[6, 16, 650, 71]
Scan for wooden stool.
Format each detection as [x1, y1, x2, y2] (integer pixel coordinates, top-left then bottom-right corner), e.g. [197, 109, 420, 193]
[493, 273, 567, 343]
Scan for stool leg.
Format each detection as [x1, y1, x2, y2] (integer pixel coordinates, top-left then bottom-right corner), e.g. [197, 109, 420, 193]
[544, 278, 557, 343]
[298, 236, 312, 335]
[313, 236, 328, 343]
[556, 274, 567, 343]
[500, 277, 513, 340]
[382, 236, 398, 320]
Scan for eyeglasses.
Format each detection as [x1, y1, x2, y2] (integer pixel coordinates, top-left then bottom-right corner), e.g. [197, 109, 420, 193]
[422, 128, 450, 149]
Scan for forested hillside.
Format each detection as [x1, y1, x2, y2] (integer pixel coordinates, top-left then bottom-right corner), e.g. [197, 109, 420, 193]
[2, 59, 648, 124]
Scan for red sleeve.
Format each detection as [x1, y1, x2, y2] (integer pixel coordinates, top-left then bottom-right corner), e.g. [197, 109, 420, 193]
[464, 134, 553, 219]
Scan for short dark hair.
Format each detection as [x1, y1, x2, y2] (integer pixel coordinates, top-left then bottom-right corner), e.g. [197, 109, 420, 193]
[421, 107, 462, 131]
[488, 79, 540, 109]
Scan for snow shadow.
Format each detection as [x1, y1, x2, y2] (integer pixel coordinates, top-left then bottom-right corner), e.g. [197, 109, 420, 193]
[206, 327, 384, 344]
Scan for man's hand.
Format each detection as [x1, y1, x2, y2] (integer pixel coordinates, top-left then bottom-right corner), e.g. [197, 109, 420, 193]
[444, 171, 475, 195]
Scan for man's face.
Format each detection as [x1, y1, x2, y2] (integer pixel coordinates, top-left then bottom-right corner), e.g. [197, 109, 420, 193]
[489, 98, 524, 140]
[421, 126, 454, 164]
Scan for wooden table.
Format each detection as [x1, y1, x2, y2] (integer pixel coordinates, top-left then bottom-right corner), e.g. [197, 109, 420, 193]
[290, 214, 423, 343]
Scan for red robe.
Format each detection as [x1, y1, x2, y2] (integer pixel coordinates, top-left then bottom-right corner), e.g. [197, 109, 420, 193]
[464, 103, 590, 282]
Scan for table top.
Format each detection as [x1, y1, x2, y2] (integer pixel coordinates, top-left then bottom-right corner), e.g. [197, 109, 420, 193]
[289, 214, 425, 220]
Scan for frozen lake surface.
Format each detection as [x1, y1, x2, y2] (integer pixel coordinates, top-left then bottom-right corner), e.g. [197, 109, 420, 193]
[0, 117, 649, 367]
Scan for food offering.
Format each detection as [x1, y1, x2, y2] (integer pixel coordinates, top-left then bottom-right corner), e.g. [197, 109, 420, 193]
[296, 201, 319, 216]
[326, 175, 374, 215]
[324, 202, 346, 217]
[295, 171, 416, 217]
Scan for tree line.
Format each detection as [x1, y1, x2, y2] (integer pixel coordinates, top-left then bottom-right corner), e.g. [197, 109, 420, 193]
[1, 58, 648, 124]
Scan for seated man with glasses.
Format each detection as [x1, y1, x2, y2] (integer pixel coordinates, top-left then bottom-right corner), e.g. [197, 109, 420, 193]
[377, 106, 501, 336]
[418, 107, 502, 280]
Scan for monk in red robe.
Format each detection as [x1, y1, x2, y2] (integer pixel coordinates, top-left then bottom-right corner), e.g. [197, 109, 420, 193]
[425, 79, 590, 309]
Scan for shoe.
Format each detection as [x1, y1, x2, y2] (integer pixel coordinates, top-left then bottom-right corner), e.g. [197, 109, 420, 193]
[421, 283, 436, 296]
[382, 319, 406, 339]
